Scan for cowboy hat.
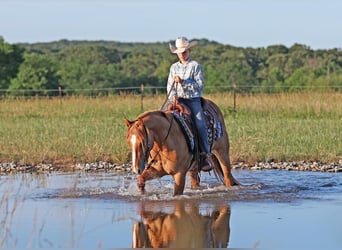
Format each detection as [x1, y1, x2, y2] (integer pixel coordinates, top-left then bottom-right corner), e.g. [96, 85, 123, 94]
[169, 37, 198, 54]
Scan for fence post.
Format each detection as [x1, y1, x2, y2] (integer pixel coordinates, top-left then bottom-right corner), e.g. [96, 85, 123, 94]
[233, 84, 237, 112]
[140, 84, 144, 113]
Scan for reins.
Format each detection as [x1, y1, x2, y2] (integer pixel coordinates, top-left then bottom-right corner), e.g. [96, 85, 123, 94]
[141, 81, 178, 169]
[138, 112, 175, 169]
[160, 81, 176, 110]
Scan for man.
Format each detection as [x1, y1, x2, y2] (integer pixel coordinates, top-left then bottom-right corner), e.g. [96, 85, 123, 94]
[167, 36, 212, 171]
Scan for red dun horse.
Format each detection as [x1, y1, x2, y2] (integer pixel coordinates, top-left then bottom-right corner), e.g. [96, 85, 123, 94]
[124, 98, 238, 195]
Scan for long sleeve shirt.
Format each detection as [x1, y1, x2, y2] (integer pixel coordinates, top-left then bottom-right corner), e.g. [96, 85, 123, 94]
[167, 58, 204, 100]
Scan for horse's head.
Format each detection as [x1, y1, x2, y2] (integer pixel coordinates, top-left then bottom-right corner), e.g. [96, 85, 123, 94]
[125, 118, 151, 174]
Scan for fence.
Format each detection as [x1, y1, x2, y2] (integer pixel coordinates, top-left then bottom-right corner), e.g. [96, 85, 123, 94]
[1, 84, 341, 98]
[2, 84, 341, 114]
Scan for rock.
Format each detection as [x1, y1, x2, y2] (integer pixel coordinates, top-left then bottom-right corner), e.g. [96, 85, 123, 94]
[0, 160, 341, 174]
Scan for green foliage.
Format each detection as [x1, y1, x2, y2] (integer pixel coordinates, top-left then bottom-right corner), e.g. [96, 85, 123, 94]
[0, 37, 341, 95]
[0, 37, 24, 90]
[284, 67, 315, 91]
[54, 45, 123, 94]
[8, 53, 60, 96]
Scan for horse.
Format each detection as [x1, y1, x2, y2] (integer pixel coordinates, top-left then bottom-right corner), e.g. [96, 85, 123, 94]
[132, 201, 231, 248]
[124, 97, 239, 196]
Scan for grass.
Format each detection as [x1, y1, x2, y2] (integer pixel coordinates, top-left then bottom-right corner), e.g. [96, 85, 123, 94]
[216, 92, 342, 163]
[0, 92, 341, 166]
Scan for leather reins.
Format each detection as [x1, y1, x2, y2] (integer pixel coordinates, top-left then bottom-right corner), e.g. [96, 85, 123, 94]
[136, 81, 178, 169]
[137, 114, 174, 169]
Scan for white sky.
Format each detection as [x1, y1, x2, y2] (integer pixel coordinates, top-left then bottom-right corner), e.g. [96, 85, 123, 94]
[0, 0, 341, 49]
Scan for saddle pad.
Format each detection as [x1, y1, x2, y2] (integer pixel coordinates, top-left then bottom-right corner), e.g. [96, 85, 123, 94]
[172, 111, 195, 152]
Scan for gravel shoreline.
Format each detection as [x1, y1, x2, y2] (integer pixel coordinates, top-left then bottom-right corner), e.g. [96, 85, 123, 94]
[1, 160, 341, 174]
[232, 160, 342, 172]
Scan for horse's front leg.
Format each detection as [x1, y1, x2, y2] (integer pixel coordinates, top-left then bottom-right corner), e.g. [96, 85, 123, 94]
[137, 167, 160, 194]
[173, 172, 186, 196]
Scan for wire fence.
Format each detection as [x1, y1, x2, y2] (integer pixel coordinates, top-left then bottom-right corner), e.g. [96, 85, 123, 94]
[0, 84, 341, 98]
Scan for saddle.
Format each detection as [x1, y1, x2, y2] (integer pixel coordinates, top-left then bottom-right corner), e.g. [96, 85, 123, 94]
[164, 98, 223, 154]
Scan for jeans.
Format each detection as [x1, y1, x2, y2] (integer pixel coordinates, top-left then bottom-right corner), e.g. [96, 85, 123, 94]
[179, 97, 210, 155]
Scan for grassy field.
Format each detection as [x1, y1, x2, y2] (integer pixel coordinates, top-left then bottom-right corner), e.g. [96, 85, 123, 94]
[0, 92, 341, 166]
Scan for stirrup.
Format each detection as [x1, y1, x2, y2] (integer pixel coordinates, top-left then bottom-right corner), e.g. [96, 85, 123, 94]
[201, 154, 213, 172]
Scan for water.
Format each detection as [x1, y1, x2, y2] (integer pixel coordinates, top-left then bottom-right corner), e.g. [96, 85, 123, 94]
[1, 169, 342, 248]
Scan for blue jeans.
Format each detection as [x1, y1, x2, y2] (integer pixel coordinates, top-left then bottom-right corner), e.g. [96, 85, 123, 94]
[179, 97, 210, 155]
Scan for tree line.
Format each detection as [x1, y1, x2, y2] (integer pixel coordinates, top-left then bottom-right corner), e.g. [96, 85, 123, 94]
[1, 36, 342, 96]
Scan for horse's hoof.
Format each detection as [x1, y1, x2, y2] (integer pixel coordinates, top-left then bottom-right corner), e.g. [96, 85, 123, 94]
[138, 185, 145, 194]
[190, 185, 200, 190]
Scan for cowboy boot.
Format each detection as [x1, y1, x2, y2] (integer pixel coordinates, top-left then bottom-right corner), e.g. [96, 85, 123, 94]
[201, 153, 213, 172]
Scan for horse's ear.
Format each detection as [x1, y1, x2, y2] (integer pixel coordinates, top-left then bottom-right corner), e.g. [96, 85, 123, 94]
[124, 118, 133, 128]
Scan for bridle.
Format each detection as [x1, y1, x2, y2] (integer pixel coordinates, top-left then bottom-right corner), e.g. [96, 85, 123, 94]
[131, 80, 178, 170]
[132, 114, 174, 170]
[139, 120, 153, 167]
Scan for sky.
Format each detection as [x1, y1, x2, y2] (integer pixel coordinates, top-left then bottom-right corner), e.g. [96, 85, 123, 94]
[1, 0, 341, 50]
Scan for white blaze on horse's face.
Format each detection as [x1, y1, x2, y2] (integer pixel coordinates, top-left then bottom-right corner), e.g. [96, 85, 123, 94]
[130, 134, 138, 174]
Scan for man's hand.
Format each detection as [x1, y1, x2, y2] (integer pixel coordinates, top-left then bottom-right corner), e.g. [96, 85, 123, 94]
[172, 95, 178, 102]
[173, 76, 183, 84]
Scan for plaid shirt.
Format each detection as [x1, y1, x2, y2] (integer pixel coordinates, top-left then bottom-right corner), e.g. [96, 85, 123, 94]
[167, 58, 204, 99]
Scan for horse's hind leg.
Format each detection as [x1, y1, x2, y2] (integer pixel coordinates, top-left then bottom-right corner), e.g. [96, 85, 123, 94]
[188, 162, 200, 189]
[213, 151, 239, 186]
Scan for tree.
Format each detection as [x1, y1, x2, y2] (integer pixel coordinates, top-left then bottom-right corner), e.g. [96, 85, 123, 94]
[8, 53, 60, 96]
[284, 67, 315, 91]
[0, 37, 24, 91]
[9, 39, 342, 95]
[55, 45, 124, 93]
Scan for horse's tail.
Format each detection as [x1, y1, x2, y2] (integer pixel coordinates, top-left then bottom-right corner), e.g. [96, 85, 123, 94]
[210, 155, 225, 185]
[212, 156, 240, 185]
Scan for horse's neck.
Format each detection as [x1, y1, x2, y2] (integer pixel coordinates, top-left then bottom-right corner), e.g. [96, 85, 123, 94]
[143, 112, 175, 148]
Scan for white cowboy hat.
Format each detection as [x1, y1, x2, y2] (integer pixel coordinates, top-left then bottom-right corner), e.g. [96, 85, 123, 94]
[169, 37, 198, 54]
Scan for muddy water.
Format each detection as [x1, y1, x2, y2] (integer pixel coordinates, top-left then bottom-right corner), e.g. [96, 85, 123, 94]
[1, 169, 342, 248]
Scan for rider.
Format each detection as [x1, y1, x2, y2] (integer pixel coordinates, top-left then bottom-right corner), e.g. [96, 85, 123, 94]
[166, 36, 212, 171]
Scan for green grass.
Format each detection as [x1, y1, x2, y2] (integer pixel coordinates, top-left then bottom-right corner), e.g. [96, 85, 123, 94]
[217, 92, 342, 163]
[0, 92, 341, 166]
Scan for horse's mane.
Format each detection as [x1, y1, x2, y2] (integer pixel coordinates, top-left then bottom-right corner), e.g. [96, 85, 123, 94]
[136, 110, 169, 121]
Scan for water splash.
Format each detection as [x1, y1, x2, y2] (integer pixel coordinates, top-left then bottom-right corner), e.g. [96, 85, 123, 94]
[29, 169, 342, 203]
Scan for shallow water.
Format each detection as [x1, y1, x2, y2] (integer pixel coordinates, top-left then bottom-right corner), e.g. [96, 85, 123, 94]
[1, 169, 342, 248]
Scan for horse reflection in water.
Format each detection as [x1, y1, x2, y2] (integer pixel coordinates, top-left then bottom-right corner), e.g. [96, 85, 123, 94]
[132, 201, 231, 248]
